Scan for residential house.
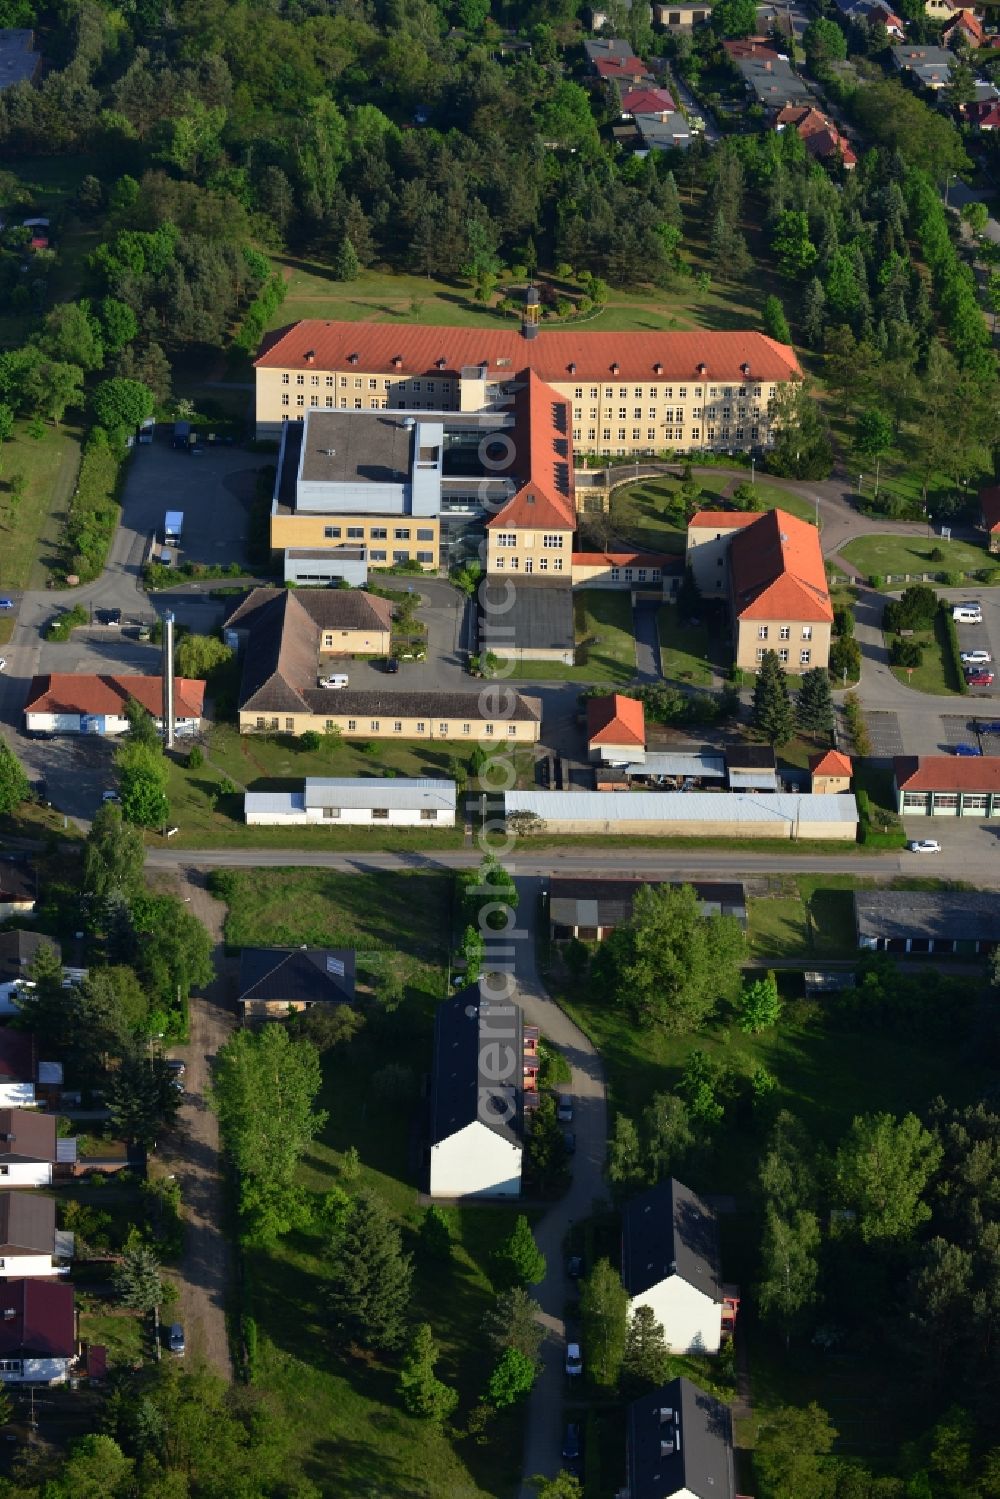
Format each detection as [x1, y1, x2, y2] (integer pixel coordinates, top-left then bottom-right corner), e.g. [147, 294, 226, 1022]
[652, 0, 715, 26]
[0, 1110, 73, 1188]
[924, 0, 974, 17]
[980, 485, 1000, 550]
[943, 8, 984, 45]
[0, 30, 39, 91]
[0, 933, 59, 1018]
[723, 39, 815, 112]
[549, 878, 747, 941]
[626, 1376, 735, 1499]
[236, 947, 356, 1021]
[571, 550, 680, 590]
[244, 777, 457, 828]
[620, 86, 677, 117]
[429, 985, 526, 1199]
[894, 755, 1000, 818]
[23, 675, 205, 738]
[622, 1178, 737, 1354]
[0, 1279, 76, 1383]
[856, 890, 1000, 955]
[685, 508, 832, 673]
[635, 112, 693, 150]
[809, 750, 853, 794]
[967, 98, 1000, 129]
[775, 104, 857, 169]
[587, 693, 646, 763]
[583, 37, 651, 84]
[254, 316, 803, 461]
[891, 44, 956, 87]
[587, 0, 653, 28]
[0, 1195, 72, 1278]
[0, 862, 36, 923]
[0, 1032, 61, 1110]
[837, 0, 905, 36]
[503, 789, 859, 839]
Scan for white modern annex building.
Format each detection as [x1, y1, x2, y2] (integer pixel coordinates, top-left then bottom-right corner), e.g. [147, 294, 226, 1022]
[244, 778, 457, 827]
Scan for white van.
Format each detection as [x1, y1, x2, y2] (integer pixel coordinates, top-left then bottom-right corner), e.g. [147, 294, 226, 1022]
[953, 605, 983, 623]
[319, 673, 349, 690]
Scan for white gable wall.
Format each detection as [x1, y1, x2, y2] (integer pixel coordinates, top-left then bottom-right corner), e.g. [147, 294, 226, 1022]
[0, 1085, 35, 1109]
[430, 1121, 522, 1199]
[0, 1163, 52, 1187]
[0, 1356, 72, 1384]
[0, 1252, 57, 1277]
[629, 1273, 722, 1354]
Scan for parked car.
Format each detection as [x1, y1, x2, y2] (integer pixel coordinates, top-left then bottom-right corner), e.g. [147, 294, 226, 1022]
[562, 1423, 581, 1464]
[565, 1342, 583, 1377]
[908, 839, 941, 854]
[557, 1095, 573, 1123]
[384, 657, 400, 674]
[167, 1323, 185, 1355]
[165, 1059, 186, 1078]
[0, 599, 13, 610]
[101, 790, 120, 803]
[977, 721, 1000, 735]
[961, 650, 992, 666]
[319, 674, 349, 690]
[967, 671, 995, 687]
[566, 1255, 584, 1279]
[953, 743, 982, 756]
[562, 1130, 576, 1155]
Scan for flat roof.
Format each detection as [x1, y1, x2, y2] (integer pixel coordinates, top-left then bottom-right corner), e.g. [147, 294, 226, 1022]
[299, 410, 415, 485]
[627, 754, 726, 778]
[506, 790, 858, 825]
[855, 890, 1000, 944]
[480, 580, 575, 651]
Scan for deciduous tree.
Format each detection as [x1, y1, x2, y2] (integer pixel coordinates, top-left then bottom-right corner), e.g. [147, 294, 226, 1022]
[486, 1346, 537, 1407]
[580, 1258, 629, 1387]
[738, 971, 782, 1034]
[0, 738, 29, 816]
[483, 1285, 544, 1362]
[834, 1112, 942, 1245]
[757, 1205, 821, 1346]
[754, 1402, 837, 1499]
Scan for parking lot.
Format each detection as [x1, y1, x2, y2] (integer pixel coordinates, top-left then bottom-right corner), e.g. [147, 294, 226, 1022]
[944, 587, 1000, 697]
[120, 432, 265, 570]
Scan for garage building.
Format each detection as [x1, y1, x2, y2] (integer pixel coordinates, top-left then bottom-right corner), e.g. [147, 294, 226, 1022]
[245, 777, 456, 827]
[893, 756, 1000, 817]
[855, 890, 1000, 954]
[24, 674, 205, 737]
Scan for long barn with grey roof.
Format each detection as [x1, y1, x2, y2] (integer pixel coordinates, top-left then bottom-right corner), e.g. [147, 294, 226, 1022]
[429, 985, 525, 1199]
[622, 1179, 737, 1354]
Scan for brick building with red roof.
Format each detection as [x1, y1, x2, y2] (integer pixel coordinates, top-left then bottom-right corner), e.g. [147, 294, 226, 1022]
[586, 693, 647, 762]
[24, 674, 205, 737]
[894, 756, 1000, 817]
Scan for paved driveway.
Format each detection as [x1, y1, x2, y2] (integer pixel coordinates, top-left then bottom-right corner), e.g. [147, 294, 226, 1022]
[120, 437, 262, 570]
[632, 601, 662, 682]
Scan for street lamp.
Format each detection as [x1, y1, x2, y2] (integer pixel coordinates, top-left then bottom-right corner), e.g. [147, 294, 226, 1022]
[750, 455, 755, 486]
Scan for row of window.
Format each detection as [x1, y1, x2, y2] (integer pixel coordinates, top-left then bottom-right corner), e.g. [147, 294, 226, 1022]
[758, 625, 814, 641]
[756, 648, 812, 665]
[321, 807, 442, 820]
[322, 526, 434, 541]
[571, 385, 773, 400]
[493, 557, 564, 572]
[493, 533, 565, 548]
[901, 791, 993, 809]
[571, 406, 762, 423]
[254, 717, 520, 736]
[282, 374, 455, 395]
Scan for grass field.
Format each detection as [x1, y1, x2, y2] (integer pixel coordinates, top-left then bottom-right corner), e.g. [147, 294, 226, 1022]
[213, 868, 526, 1496]
[78, 1302, 146, 1369]
[657, 603, 727, 686]
[609, 475, 818, 559]
[0, 422, 81, 590]
[156, 726, 541, 848]
[504, 587, 636, 683]
[887, 613, 963, 696]
[841, 533, 988, 584]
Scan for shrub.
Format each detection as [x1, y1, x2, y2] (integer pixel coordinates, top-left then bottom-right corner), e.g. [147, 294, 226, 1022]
[889, 637, 923, 668]
[186, 745, 204, 770]
[833, 607, 854, 638]
[63, 427, 125, 582]
[843, 692, 871, 756]
[939, 604, 968, 695]
[830, 635, 861, 684]
[45, 605, 88, 641]
[299, 730, 322, 751]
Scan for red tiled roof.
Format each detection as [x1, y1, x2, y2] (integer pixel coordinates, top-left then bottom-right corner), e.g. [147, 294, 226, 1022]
[485, 370, 575, 531]
[894, 756, 1000, 793]
[688, 510, 761, 531]
[945, 9, 983, 41]
[24, 674, 206, 720]
[587, 693, 646, 747]
[979, 486, 1000, 531]
[255, 323, 803, 385]
[810, 750, 853, 778]
[729, 509, 832, 623]
[723, 37, 780, 60]
[0, 1280, 75, 1359]
[0, 1032, 35, 1083]
[595, 55, 648, 79]
[776, 106, 857, 167]
[621, 86, 676, 115]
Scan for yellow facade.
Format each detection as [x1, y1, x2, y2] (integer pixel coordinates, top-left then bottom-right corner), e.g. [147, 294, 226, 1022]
[487, 526, 572, 575]
[735, 618, 831, 674]
[256, 364, 783, 459]
[271, 511, 440, 570]
[316, 625, 392, 656]
[239, 708, 541, 742]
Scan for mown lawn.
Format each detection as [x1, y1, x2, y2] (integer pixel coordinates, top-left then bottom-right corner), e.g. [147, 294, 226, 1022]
[0, 422, 81, 589]
[657, 603, 728, 686]
[610, 479, 688, 554]
[154, 727, 538, 848]
[504, 587, 636, 683]
[78, 1302, 146, 1368]
[886, 614, 963, 696]
[210, 867, 526, 1497]
[841, 533, 988, 584]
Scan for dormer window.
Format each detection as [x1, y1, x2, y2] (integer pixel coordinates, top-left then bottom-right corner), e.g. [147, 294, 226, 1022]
[348, 353, 359, 365]
[654, 362, 663, 374]
[392, 356, 403, 369]
[568, 361, 577, 374]
[611, 362, 620, 375]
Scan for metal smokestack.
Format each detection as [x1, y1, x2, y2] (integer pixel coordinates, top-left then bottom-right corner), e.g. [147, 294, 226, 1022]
[163, 612, 175, 749]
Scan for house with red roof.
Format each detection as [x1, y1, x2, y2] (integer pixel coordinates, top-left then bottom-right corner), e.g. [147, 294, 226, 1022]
[980, 485, 1000, 550]
[620, 86, 676, 118]
[571, 549, 681, 590]
[686, 508, 831, 673]
[894, 756, 1000, 817]
[775, 105, 857, 169]
[809, 750, 853, 794]
[587, 693, 646, 763]
[23, 674, 205, 737]
[943, 8, 983, 45]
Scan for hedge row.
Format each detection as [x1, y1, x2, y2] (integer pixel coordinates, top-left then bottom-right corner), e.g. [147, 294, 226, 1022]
[938, 604, 969, 695]
[64, 426, 124, 583]
[856, 788, 907, 849]
[234, 272, 286, 354]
